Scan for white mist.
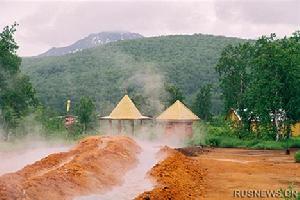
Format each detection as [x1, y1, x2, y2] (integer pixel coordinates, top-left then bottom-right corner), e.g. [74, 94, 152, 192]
[0, 143, 70, 175]
[75, 140, 161, 200]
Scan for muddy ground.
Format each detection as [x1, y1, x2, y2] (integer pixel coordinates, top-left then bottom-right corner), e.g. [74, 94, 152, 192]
[139, 147, 300, 200]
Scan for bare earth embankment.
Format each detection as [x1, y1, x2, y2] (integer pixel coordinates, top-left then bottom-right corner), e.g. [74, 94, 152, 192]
[137, 147, 299, 200]
[0, 135, 140, 200]
[136, 147, 207, 200]
[0, 136, 299, 200]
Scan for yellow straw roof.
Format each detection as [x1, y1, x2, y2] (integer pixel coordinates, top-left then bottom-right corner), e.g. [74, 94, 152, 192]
[156, 100, 200, 121]
[102, 95, 149, 120]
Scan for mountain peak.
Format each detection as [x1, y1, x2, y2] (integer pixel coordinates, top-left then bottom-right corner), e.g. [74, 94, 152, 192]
[37, 31, 143, 57]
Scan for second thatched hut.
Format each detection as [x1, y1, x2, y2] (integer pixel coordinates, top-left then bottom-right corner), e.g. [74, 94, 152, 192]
[156, 100, 200, 138]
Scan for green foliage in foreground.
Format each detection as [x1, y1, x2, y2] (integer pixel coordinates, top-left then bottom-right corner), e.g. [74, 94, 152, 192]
[0, 104, 101, 144]
[295, 151, 300, 163]
[21, 34, 246, 115]
[204, 135, 300, 150]
[192, 84, 212, 121]
[0, 23, 37, 140]
[75, 96, 96, 133]
[280, 184, 300, 200]
[189, 120, 300, 150]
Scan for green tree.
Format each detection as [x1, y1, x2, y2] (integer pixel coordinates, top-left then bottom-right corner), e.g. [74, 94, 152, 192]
[216, 42, 252, 112]
[217, 32, 300, 140]
[75, 96, 95, 133]
[164, 84, 184, 107]
[192, 84, 212, 120]
[0, 23, 37, 140]
[247, 33, 300, 139]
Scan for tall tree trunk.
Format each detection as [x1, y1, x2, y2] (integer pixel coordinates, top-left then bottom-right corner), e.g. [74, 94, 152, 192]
[274, 110, 280, 141]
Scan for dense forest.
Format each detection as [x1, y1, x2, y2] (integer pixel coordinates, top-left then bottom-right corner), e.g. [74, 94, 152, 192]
[21, 34, 246, 116]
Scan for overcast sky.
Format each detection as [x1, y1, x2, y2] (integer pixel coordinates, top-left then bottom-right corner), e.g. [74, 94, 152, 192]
[1, 0, 299, 56]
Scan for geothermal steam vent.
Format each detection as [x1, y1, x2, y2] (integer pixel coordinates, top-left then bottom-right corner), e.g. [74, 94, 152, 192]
[0, 136, 141, 200]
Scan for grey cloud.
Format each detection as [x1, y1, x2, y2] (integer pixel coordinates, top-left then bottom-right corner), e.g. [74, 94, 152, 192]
[0, 1, 299, 56]
[214, 0, 300, 25]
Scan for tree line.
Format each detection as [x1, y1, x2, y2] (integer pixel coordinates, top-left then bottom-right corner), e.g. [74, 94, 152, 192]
[216, 32, 300, 140]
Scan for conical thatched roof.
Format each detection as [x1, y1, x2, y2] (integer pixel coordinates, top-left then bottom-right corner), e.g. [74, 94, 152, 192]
[156, 100, 199, 121]
[101, 95, 149, 120]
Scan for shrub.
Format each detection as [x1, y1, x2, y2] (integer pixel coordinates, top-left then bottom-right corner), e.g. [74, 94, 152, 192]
[205, 136, 221, 147]
[289, 138, 300, 148]
[295, 151, 300, 163]
[251, 141, 284, 150]
[280, 184, 300, 200]
[188, 122, 207, 146]
[220, 137, 246, 148]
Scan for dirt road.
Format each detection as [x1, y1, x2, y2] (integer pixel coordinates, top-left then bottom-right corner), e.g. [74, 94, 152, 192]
[199, 148, 300, 200]
[137, 147, 299, 200]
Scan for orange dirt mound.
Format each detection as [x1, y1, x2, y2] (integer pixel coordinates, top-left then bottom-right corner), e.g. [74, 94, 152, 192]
[135, 147, 206, 200]
[0, 135, 141, 200]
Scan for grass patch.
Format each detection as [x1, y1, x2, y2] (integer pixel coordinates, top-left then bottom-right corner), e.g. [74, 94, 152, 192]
[190, 119, 300, 150]
[295, 151, 300, 163]
[201, 134, 300, 150]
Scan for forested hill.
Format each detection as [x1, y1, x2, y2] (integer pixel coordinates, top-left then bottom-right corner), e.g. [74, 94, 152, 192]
[21, 34, 247, 115]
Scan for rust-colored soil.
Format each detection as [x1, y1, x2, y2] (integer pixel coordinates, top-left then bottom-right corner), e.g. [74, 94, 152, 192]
[135, 147, 206, 200]
[136, 147, 300, 200]
[199, 148, 300, 200]
[0, 135, 141, 200]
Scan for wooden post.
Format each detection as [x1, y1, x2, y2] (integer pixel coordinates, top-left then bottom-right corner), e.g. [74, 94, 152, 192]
[131, 120, 135, 136]
[109, 120, 113, 134]
[117, 120, 122, 134]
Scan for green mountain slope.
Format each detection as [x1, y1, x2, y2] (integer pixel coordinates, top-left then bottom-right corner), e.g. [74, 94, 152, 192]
[21, 34, 246, 115]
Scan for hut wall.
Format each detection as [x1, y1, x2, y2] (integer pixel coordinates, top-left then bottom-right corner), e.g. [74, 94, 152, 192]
[164, 122, 193, 138]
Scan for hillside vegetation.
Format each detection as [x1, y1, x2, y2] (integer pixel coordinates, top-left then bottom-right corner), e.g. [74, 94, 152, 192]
[21, 34, 246, 115]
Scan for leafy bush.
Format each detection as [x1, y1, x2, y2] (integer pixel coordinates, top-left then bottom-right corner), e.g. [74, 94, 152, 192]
[295, 151, 300, 163]
[205, 136, 221, 147]
[280, 184, 300, 200]
[187, 122, 207, 146]
[251, 141, 284, 150]
[289, 138, 300, 148]
[190, 115, 300, 150]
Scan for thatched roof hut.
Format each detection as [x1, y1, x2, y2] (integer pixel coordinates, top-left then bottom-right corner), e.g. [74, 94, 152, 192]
[157, 100, 199, 121]
[100, 95, 150, 134]
[156, 100, 199, 137]
[101, 95, 149, 120]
